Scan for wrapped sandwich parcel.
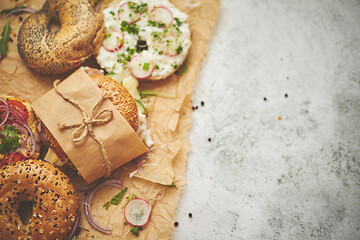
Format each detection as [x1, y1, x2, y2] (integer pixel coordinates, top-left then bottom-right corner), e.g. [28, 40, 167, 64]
[32, 69, 148, 183]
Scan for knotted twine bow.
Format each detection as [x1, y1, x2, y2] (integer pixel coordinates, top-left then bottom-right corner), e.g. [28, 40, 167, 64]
[53, 80, 113, 176]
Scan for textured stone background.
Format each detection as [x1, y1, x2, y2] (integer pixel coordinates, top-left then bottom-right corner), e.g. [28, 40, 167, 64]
[172, 0, 360, 239]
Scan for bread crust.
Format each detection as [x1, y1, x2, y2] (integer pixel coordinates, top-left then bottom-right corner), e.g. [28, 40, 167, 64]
[17, 0, 106, 75]
[0, 159, 79, 240]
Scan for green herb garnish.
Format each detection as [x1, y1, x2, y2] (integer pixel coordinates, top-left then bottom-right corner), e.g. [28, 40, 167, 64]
[120, 21, 139, 35]
[134, 3, 148, 13]
[122, 193, 137, 208]
[103, 187, 128, 209]
[135, 99, 147, 114]
[142, 62, 150, 71]
[127, 1, 137, 9]
[148, 20, 166, 28]
[117, 48, 135, 64]
[126, 47, 135, 54]
[165, 182, 177, 188]
[109, 11, 115, 16]
[139, 90, 175, 98]
[0, 125, 19, 154]
[176, 46, 183, 54]
[130, 226, 143, 236]
[172, 63, 178, 69]
[104, 33, 111, 39]
[0, 18, 13, 59]
[174, 17, 182, 26]
[140, 90, 158, 98]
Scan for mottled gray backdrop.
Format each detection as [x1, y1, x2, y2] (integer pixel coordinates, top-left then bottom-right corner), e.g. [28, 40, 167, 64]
[173, 0, 360, 239]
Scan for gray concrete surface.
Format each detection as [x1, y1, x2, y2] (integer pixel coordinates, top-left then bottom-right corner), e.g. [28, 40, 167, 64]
[173, 0, 360, 239]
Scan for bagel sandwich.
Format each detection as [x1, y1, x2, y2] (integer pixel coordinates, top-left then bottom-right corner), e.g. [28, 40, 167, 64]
[43, 73, 141, 168]
[0, 95, 40, 166]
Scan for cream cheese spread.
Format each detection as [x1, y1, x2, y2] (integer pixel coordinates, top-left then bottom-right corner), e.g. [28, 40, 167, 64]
[97, 0, 191, 80]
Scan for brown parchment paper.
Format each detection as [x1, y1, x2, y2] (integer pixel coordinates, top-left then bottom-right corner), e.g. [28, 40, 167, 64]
[32, 69, 148, 183]
[0, 0, 219, 238]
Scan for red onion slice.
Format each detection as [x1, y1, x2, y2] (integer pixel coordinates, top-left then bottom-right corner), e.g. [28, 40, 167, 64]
[84, 179, 123, 234]
[67, 211, 81, 240]
[136, 158, 144, 175]
[12, 122, 29, 141]
[135, 145, 155, 175]
[6, 7, 35, 17]
[0, 98, 10, 127]
[0, 105, 26, 124]
[75, 178, 102, 192]
[7, 147, 28, 163]
[18, 121, 36, 159]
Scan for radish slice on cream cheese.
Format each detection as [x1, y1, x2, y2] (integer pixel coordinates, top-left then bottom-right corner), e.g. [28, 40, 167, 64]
[124, 198, 152, 227]
[154, 31, 182, 57]
[103, 30, 124, 52]
[149, 6, 174, 27]
[129, 55, 154, 79]
[118, 2, 141, 23]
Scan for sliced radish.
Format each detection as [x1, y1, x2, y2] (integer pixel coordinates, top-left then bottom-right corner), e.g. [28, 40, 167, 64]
[128, 55, 154, 79]
[153, 32, 182, 57]
[149, 6, 174, 27]
[118, 2, 141, 23]
[124, 198, 152, 227]
[103, 30, 124, 52]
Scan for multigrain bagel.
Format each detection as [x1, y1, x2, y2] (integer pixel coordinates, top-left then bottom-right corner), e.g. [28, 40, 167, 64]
[0, 159, 79, 240]
[17, 0, 106, 75]
[43, 74, 139, 164]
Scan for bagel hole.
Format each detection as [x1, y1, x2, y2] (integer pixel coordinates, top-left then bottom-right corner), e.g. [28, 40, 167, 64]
[136, 40, 148, 52]
[49, 19, 61, 32]
[17, 200, 34, 225]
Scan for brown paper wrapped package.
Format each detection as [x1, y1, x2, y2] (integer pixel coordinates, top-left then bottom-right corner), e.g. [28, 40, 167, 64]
[0, 0, 219, 238]
[32, 69, 148, 183]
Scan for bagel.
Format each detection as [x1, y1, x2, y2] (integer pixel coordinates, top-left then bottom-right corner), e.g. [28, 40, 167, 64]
[43, 73, 139, 165]
[96, 0, 192, 80]
[0, 159, 79, 240]
[17, 0, 106, 75]
[0, 95, 40, 166]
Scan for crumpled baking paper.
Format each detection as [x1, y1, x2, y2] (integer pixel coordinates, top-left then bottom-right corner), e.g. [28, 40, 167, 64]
[0, 0, 219, 238]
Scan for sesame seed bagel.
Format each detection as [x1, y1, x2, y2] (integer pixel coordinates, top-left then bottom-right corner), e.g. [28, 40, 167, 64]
[43, 74, 138, 164]
[0, 159, 79, 240]
[17, 0, 106, 75]
[90, 74, 139, 129]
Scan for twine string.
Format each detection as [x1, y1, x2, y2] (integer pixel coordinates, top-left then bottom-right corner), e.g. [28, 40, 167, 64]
[53, 80, 113, 176]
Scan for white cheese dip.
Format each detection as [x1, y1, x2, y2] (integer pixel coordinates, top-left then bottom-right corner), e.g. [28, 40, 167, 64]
[97, 0, 191, 80]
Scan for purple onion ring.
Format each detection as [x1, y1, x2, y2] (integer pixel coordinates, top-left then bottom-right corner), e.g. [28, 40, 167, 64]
[84, 179, 123, 234]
